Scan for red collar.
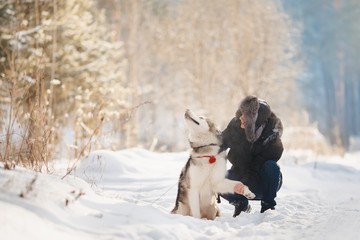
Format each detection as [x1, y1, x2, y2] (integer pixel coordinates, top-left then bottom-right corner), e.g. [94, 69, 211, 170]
[196, 155, 216, 164]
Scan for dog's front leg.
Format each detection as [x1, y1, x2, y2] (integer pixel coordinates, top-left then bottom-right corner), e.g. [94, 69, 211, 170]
[215, 179, 255, 199]
[188, 189, 201, 218]
[214, 179, 240, 194]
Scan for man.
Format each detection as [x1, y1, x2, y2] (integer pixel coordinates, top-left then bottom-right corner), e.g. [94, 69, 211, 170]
[220, 95, 283, 216]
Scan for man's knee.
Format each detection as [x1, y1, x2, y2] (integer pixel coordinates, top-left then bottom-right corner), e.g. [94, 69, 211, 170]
[263, 160, 278, 168]
[261, 160, 282, 191]
[261, 160, 280, 175]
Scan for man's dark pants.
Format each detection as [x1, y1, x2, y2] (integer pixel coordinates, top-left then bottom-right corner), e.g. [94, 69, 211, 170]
[220, 160, 282, 211]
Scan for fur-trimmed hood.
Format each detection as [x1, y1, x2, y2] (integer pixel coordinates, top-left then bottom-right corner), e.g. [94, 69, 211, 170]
[235, 95, 271, 143]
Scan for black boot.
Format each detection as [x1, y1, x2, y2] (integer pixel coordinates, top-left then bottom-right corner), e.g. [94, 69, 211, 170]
[260, 200, 275, 213]
[231, 197, 251, 217]
[233, 203, 252, 217]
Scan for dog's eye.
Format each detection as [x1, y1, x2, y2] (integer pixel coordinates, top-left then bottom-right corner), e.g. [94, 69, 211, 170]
[199, 116, 204, 119]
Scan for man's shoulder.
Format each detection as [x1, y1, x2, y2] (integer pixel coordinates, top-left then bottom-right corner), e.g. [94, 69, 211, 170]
[222, 117, 247, 145]
[268, 112, 283, 137]
[223, 117, 243, 135]
[255, 112, 283, 146]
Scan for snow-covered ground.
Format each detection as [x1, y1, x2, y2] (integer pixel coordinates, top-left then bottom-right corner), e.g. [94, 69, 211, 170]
[1, 148, 360, 240]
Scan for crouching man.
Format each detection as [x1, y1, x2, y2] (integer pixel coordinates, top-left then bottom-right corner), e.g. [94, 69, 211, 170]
[220, 95, 283, 216]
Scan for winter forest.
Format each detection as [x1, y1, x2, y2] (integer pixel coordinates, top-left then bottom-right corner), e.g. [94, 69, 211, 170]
[1, 0, 359, 168]
[1, 0, 360, 239]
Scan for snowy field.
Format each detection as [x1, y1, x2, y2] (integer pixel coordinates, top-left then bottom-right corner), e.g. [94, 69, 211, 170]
[1, 148, 360, 240]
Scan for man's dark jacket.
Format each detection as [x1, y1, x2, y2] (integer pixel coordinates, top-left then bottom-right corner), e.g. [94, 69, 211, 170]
[221, 112, 283, 190]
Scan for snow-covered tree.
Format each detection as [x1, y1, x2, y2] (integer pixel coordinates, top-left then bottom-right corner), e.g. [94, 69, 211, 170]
[0, 0, 130, 167]
[54, 0, 129, 152]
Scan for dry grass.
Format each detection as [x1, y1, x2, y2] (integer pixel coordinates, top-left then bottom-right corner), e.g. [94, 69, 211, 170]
[61, 115, 104, 179]
[0, 78, 55, 171]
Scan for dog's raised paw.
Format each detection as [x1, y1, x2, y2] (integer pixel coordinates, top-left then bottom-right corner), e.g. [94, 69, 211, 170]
[244, 187, 255, 199]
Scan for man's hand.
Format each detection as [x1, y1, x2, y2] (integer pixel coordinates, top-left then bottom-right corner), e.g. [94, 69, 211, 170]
[234, 183, 245, 194]
[234, 183, 255, 199]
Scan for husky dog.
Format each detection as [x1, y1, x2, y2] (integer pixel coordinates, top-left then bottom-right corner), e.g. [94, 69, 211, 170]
[171, 109, 255, 220]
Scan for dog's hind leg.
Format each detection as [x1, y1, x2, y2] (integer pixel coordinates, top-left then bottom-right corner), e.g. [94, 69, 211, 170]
[188, 189, 201, 218]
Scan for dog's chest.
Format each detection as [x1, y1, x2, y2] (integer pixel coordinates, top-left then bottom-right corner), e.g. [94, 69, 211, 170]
[188, 159, 225, 188]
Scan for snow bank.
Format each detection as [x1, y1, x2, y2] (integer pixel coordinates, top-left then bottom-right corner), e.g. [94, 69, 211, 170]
[1, 148, 360, 240]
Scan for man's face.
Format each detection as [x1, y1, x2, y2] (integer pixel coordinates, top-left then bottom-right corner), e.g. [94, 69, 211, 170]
[239, 115, 245, 129]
